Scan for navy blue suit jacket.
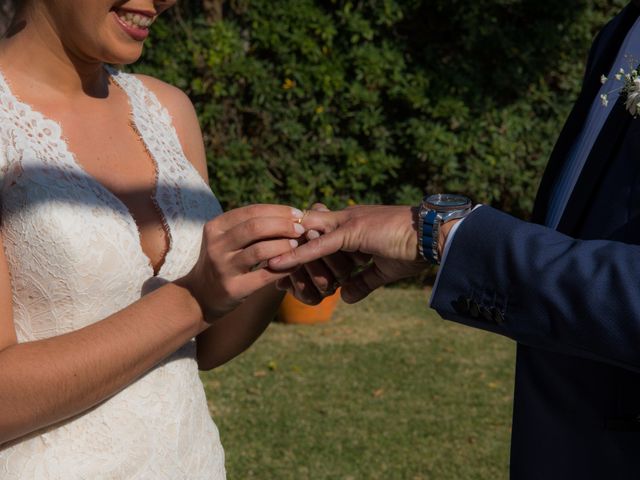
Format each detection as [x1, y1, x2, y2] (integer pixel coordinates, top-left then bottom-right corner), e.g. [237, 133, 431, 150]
[431, 3, 640, 478]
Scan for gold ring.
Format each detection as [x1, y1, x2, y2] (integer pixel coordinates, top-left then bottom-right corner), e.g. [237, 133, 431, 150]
[296, 209, 310, 224]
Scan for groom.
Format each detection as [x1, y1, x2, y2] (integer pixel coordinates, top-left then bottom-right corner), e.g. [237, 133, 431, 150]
[270, 1, 640, 478]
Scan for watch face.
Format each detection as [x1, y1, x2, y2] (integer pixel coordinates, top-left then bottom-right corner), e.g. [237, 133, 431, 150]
[425, 194, 471, 211]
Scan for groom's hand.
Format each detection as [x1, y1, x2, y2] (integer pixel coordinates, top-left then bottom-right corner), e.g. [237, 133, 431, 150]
[269, 205, 430, 303]
[276, 203, 363, 305]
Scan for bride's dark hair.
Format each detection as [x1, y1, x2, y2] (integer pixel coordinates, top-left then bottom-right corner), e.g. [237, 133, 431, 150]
[1, 0, 19, 37]
[1, 0, 16, 16]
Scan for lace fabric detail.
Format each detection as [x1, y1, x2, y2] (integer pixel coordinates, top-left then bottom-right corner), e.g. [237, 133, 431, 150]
[0, 68, 225, 479]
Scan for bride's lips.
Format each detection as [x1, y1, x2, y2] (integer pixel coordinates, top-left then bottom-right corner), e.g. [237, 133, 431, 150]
[112, 8, 156, 42]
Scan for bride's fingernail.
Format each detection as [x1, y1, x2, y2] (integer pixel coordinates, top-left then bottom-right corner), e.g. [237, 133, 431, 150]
[292, 208, 304, 218]
[307, 230, 320, 240]
[289, 239, 299, 248]
[294, 223, 305, 234]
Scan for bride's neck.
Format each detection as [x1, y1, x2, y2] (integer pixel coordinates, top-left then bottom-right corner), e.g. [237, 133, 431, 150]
[0, 9, 108, 100]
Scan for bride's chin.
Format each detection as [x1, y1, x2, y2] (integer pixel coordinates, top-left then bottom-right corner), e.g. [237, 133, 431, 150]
[100, 45, 144, 66]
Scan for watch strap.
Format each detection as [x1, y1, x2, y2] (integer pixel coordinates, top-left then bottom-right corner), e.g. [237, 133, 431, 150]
[418, 200, 473, 265]
[420, 209, 440, 264]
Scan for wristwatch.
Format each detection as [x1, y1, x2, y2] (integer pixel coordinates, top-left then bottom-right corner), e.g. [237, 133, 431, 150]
[418, 194, 473, 264]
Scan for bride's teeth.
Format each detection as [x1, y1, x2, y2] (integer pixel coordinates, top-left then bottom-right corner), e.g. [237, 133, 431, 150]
[117, 11, 153, 29]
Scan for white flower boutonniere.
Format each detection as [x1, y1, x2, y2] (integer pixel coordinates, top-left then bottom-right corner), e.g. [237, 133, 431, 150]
[600, 67, 640, 116]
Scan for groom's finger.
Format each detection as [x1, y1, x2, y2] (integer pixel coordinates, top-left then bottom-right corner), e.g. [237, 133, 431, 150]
[268, 228, 346, 270]
[299, 209, 349, 234]
[340, 263, 388, 304]
[290, 267, 324, 305]
[275, 276, 293, 292]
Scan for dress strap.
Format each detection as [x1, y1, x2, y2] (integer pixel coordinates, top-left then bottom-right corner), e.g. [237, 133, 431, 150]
[105, 67, 174, 129]
[0, 69, 10, 96]
[104, 66, 218, 278]
[0, 71, 9, 175]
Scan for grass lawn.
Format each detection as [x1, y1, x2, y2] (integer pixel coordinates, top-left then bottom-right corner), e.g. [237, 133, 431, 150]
[201, 287, 515, 479]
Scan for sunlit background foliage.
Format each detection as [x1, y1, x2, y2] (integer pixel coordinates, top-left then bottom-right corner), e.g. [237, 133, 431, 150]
[1, 0, 627, 217]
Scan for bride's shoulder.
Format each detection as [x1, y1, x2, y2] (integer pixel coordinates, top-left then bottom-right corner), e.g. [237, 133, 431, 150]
[130, 73, 207, 181]
[131, 74, 196, 124]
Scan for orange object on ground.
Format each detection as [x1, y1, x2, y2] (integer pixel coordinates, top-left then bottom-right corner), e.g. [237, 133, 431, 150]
[278, 289, 341, 324]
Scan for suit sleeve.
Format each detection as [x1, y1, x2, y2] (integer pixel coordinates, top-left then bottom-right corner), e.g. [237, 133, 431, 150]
[430, 206, 640, 372]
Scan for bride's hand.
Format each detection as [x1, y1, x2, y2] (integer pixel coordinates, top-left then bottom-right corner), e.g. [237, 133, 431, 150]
[177, 204, 305, 322]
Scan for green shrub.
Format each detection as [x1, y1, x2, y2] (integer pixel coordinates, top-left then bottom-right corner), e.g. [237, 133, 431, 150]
[133, 0, 625, 217]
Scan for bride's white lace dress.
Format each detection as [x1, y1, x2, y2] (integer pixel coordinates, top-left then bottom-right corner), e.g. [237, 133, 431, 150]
[0, 68, 226, 479]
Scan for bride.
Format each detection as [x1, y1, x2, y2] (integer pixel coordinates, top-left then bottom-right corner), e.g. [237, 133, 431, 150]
[0, 0, 313, 478]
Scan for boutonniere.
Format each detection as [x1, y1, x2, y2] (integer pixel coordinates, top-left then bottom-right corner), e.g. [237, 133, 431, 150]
[600, 67, 640, 116]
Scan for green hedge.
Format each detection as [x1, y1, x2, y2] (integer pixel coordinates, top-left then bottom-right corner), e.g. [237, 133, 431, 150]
[133, 0, 625, 217]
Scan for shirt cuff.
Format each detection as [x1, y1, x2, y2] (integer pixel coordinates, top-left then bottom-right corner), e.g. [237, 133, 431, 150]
[428, 205, 483, 307]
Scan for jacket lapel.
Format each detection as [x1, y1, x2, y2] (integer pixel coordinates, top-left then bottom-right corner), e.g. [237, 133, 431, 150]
[556, 97, 631, 234]
[531, 3, 639, 228]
